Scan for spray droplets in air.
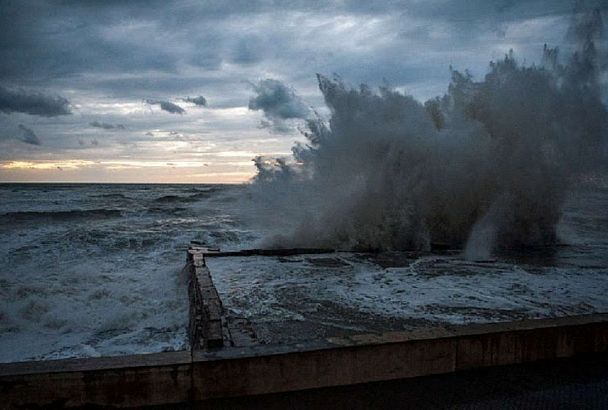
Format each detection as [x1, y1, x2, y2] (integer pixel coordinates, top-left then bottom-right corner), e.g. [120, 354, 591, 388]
[249, 9, 608, 257]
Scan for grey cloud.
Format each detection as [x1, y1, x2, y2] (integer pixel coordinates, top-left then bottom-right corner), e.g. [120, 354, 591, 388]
[90, 121, 126, 130]
[0, 2, 403, 87]
[231, 38, 264, 65]
[404, 0, 577, 23]
[400, 0, 607, 50]
[0, 86, 71, 117]
[182, 96, 207, 106]
[249, 79, 311, 132]
[89, 76, 222, 99]
[17, 124, 41, 145]
[159, 101, 186, 114]
[0, 1, 180, 82]
[0, 0, 585, 105]
[1, 1, 598, 87]
[0, 0, 601, 168]
[146, 99, 186, 114]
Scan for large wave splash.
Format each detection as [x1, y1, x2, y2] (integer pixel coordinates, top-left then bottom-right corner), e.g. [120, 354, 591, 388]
[249, 10, 607, 256]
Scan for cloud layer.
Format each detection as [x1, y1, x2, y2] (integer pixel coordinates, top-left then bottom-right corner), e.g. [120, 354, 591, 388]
[17, 124, 41, 145]
[0, 86, 71, 117]
[146, 100, 186, 114]
[182, 96, 207, 106]
[248, 79, 311, 132]
[0, 0, 605, 182]
[90, 121, 125, 130]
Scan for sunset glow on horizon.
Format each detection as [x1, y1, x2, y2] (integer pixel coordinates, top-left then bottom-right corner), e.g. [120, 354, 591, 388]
[0, 1, 592, 183]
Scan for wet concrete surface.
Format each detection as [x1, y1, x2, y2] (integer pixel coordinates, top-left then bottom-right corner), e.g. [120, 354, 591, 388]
[206, 251, 608, 347]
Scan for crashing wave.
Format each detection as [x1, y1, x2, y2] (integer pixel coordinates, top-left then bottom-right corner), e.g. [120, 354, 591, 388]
[249, 9, 607, 256]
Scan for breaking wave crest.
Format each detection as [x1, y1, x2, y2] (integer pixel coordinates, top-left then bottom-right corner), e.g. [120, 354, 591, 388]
[249, 9, 608, 257]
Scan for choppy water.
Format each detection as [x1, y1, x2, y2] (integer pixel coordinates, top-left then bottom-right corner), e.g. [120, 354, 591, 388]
[204, 182, 608, 344]
[0, 183, 256, 362]
[1, 181, 607, 361]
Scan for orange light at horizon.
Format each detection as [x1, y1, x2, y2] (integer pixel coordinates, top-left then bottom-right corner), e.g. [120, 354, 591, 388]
[0, 159, 257, 184]
[1, 160, 97, 170]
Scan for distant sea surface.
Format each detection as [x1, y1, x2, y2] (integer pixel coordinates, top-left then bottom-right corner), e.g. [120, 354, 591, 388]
[0, 183, 255, 362]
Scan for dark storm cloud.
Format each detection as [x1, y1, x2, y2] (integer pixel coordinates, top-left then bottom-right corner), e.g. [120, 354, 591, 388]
[0, 0, 595, 87]
[0, 1, 180, 83]
[146, 100, 186, 114]
[17, 124, 41, 145]
[0, 0, 586, 106]
[0, 0, 601, 175]
[0, 1, 399, 86]
[399, 0, 607, 47]
[182, 96, 207, 106]
[406, 0, 606, 21]
[159, 101, 186, 114]
[0, 86, 71, 117]
[0, 1, 289, 84]
[89, 121, 126, 130]
[249, 79, 311, 132]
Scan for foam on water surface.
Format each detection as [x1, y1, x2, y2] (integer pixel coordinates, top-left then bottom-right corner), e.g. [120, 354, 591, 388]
[0, 183, 255, 363]
[1, 182, 606, 359]
[207, 251, 608, 341]
[207, 184, 608, 343]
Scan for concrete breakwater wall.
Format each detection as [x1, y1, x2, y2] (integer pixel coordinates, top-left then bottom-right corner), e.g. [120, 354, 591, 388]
[187, 245, 226, 349]
[1, 245, 607, 408]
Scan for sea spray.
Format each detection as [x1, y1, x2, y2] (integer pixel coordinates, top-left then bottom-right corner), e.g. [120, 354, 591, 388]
[249, 9, 607, 256]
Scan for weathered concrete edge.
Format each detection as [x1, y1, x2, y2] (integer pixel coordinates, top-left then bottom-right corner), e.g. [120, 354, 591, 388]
[187, 246, 226, 349]
[202, 247, 336, 257]
[190, 314, 608, 399]
[1, 314, 607, 407]
[0, 351, 193, 408]
[1, 315, 607, 372]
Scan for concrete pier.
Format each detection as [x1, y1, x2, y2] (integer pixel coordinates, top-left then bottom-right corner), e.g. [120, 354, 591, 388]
[2, 314, 608, 407]
[1, 245, 607, 408]
[187, 244, 226, 349]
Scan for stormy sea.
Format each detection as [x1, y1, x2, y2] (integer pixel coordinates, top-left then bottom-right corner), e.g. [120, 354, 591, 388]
[1, 180, 608, 361]
[2, 6, 607, 364]
[0, 183, 255, 362]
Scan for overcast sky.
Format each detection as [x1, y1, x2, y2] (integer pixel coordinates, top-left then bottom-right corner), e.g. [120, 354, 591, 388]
[0, 0, 604, 183]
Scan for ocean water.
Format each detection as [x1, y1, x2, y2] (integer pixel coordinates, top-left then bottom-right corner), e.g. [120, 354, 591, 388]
[208, 179, 608, 343]
[0, 183, 257, 362]
[1, 181, 607, 361]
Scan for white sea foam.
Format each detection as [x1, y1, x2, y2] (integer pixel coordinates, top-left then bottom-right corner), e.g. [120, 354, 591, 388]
[248, 9, 607, 255]
[209, 184, 608, 335]
[0, 183, 256, 363]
